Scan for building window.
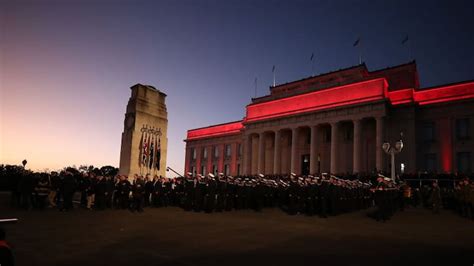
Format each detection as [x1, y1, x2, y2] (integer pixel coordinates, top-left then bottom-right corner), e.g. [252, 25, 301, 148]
[214, 146, 219, 158]
[212, 165, 218, 175]
[237, 164, 241, 175]
[224, 164, 230, 176]
[201, 166, 206, 176]
[456, 118, 470, 140]
[238, 143, 242, 156]
[457, 152, 471, 173]
[422, 122, 435, 142]
[424, 153, 437, 172]
[203, 148, 207, 159]
[192, 148, 196, 160]
[191, 166, 196, 177]
[306, 131, 311, 144]
[225, 144, 231, 157]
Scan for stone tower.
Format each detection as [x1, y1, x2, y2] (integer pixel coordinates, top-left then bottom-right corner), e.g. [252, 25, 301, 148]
[119, 84, 168, 178]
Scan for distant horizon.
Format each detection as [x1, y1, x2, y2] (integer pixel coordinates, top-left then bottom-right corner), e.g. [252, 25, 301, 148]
[2, 0, 473, 176]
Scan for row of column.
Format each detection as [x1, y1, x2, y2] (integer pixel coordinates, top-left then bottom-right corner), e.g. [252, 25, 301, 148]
[244, 117, 385, 175]
[192, 144, 227, 176]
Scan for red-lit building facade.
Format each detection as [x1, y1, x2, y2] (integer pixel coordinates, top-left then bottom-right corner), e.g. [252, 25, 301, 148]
[184, 62, 474, 177]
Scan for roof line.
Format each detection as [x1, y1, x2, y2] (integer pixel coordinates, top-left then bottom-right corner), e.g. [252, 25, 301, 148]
[269, 63, 367, 90]
[419, 78, 474, 91]
[368, 60, 417, 74]
[187, 119, 243, 132]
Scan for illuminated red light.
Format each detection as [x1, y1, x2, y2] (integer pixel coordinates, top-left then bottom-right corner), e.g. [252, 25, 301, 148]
[388, 88, 414, 105]
[186, 79, 474, 141]
[187, 121, 243, 140]
[414, 81, 474, 105]
[439, 118, 452, 173]
[245, 78, 389, 122]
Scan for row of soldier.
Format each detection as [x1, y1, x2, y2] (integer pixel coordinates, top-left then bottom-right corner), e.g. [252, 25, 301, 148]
[8, 170, 474, 221]
[9, 171, 182, 212]
[181, 173, 374, 217]
[9, 170, 378, 218]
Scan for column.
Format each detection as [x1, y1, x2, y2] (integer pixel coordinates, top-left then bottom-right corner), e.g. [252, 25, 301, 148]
[353, 119, 362, 174]
[196, 147, 202, 176]
[257, 133, 265, 174]
[330, 122, 339, 174]
[375, 116, 384, 172]
[439, 118, 453, 173]
[218, 144, 225, 174]
[309, 125, 318, 174]
[231, 143, 238, 175]
[273, 130, 281, 174]
[207, 146, 212, 176]
[290, 128, 298, 174]
[244, 135, 252, 175]
[243, 136, 249, 175]
[184, 147, 190, 175]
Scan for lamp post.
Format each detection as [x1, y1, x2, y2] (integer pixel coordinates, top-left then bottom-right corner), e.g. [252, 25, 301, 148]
[382, 133, 404, 181]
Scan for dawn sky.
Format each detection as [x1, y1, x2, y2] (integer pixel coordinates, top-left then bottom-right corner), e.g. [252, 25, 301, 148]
[1, 0, 473, 175]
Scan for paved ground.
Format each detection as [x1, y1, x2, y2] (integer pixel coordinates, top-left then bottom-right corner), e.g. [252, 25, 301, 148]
[1, 196, 473, 266]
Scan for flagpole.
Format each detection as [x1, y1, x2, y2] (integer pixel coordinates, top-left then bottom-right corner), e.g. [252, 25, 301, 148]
[273, 68, 276, 87]
[354, 38, 361, 65]
[254, 78, 257, 98]
[408, 39, 412, 61]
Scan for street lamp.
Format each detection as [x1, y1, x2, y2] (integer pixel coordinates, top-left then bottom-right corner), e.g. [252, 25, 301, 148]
[382, 133, 404, 181]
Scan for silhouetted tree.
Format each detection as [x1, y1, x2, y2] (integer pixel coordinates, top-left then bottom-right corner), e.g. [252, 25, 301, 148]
[100, 166, 119, 177]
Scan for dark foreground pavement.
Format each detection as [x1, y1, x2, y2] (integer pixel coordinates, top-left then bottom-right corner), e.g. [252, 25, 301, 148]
[1, 200, 473, 266]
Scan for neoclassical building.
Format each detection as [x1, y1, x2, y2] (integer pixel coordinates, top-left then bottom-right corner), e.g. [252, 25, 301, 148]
[184, 61, 474, 177]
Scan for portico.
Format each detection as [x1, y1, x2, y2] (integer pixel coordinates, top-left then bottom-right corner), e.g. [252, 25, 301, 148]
[243, 113, 385, 175]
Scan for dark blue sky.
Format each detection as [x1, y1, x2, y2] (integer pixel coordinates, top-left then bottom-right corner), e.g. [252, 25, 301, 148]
[2, 0, 474, 173]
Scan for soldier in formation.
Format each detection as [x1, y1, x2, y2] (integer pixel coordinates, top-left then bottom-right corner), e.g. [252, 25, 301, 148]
[5, 167, 473, 222]
[178, 172, 373, 217]
[368, 175, 400, 222]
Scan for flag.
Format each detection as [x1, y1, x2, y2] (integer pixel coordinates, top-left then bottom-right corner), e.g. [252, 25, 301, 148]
[310, 53, 314, 61]
[142, 133, 148, 166]
[353, 38, 360, 47]
[146, 133, 150, 166]
[272, 65, 275, 73]
[149, 135, 154, 169]
[156, 138, 161, 170]
[139, 131, 144, 166]
[401, 35, 409, 45]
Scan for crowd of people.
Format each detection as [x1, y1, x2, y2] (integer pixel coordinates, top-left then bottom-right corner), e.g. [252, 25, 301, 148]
[5, 168, 474, 222]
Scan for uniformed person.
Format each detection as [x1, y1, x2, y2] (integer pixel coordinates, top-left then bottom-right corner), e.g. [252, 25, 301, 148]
[60, 171, 76, 211]
[430, 181, 442, 214]
[144, 175, 153, 207]
[183, 173, 195, 211]
[132, 176, 145, 212]
[117, 175, 131, 209]
[94, 175, 107, 210]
